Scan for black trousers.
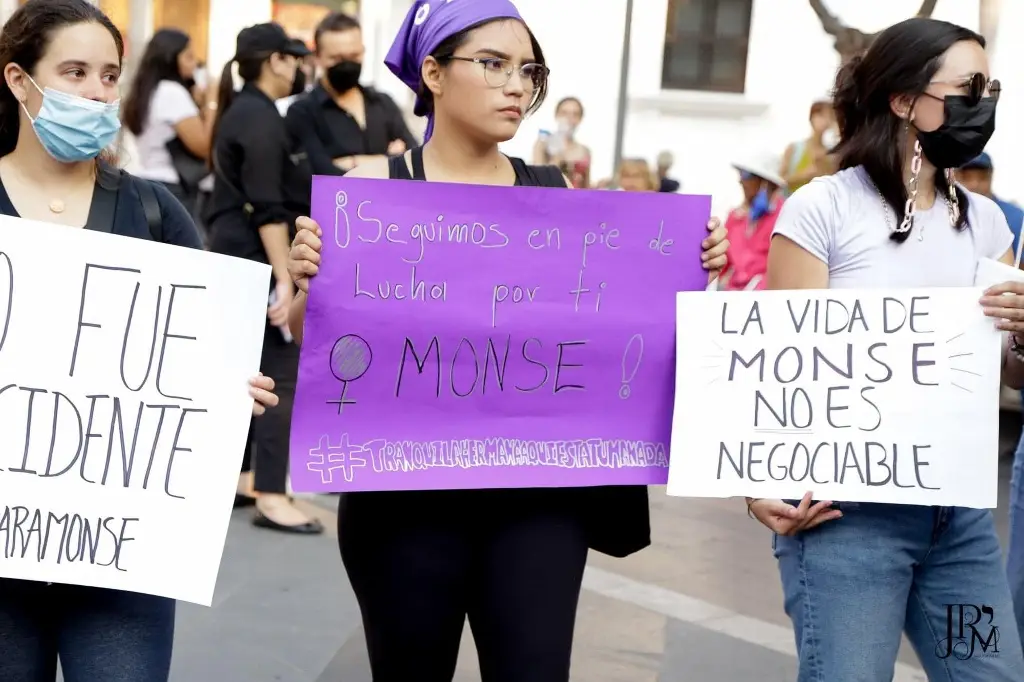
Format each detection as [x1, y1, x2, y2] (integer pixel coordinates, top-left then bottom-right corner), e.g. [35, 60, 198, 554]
[240, 324, 297, 494]
[338, 489, 590, 682]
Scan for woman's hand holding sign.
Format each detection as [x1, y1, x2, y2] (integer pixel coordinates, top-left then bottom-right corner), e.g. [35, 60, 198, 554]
[978, 249, 1024, 390]
[702, 217, 729, 278]
[980, 280, 1024, 334]
[249, 373, 278, 416]
[289, 216, 323, 293]
[748, 493, 843, 536]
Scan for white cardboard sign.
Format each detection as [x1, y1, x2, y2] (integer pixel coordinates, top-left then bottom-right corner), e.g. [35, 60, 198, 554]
[0, 216, 269, 605]
[668, 288, 1002, 508]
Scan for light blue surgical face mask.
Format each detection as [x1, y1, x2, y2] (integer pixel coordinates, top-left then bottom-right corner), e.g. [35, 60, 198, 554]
[21, 74, 120, 163]
[749, 187, 770, 221]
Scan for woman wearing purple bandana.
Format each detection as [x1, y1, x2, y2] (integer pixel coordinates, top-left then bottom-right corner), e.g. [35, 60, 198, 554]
[285, 1, 729, 679]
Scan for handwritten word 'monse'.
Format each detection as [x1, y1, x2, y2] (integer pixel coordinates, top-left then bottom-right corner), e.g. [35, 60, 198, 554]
[396, 335, 587, 398]
[360, 437, 668, 473]
[728, 342, 939, 386]
[0, 505, 137, 572]
[337, 199, 509, 264]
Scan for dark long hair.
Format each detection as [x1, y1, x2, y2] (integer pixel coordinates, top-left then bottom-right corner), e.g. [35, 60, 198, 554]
[208, 51, 271, 169]
[0, 0, 123, 157]
[122, 28, 190, 135]
[832, 17, 982, 243]
[418, 18, 549, 118]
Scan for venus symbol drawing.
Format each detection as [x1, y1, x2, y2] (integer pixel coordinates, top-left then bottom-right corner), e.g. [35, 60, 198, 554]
[327, 334, 373, 414]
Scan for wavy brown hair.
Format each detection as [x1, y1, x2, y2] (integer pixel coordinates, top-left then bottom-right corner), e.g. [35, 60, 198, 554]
[0, 0, 123, 157]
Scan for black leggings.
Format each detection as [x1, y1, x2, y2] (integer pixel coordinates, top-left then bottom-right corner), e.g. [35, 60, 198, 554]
[239, 323, 297, 494]
[338, 490, 590, 682]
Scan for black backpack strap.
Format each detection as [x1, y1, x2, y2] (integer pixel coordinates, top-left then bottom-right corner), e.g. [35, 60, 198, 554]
[131, 175, 164, 243]
[83, 164, 164, 242]
[84, 163, 122, 233]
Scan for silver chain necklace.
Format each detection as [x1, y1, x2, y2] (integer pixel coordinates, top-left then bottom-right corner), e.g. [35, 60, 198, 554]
[873, 140, 960, 242]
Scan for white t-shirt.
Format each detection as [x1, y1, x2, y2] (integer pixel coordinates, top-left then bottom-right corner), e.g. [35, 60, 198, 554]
[772, 166, 1012, 289]
[276, 94, 299, 116]
[133, 80, 201, 184]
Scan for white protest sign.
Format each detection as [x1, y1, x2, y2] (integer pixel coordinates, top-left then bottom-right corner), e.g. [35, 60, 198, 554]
[667, 288, 1002, 508]
[0, 216, 269, 605]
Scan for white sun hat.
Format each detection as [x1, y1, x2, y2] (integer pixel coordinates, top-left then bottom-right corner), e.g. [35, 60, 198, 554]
[732, 152, 787, 190]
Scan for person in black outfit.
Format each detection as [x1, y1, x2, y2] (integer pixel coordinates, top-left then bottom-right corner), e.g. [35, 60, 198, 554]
[286, 3, 730, 681]
[284, 12, 417, 175]
[205, 22, 323, 534]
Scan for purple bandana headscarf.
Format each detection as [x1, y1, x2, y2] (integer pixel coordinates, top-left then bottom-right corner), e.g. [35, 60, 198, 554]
[385, 0, 524, 141]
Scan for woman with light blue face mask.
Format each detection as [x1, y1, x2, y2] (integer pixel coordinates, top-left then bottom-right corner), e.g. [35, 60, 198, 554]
[0, 2, 279, 681]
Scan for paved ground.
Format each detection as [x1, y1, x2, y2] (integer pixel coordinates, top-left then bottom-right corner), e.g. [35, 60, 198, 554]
[163, 458, 1018, 682]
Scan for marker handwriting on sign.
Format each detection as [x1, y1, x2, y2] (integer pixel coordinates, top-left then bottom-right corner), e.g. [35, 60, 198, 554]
[0, 216, 270, 602]
[292, 176, 713, 493]
[335, 188, 687, 332]
[0, 505, 137, 572]
[707, 292, 973, 495]
[0, 261, 211, 504]
[70, 264, 205, 400]
[394, 335, 587, 398]
[334, 193, 510, 263]
[0, 251, 11, 357]
[719, 295, 934, 336]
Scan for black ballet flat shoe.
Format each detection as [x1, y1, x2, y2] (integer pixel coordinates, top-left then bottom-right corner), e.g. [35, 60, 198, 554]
[234, 493, 257, 509]
[252, 511, 325, 535]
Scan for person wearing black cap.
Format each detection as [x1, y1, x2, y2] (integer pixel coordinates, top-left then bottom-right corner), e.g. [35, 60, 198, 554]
[276, 38, 315, 115]
[958, 151, 1024, 255]
[205, 23, 324, 534]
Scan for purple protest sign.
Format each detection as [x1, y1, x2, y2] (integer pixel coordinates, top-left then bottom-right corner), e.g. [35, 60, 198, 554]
[290, 176, 711, 492]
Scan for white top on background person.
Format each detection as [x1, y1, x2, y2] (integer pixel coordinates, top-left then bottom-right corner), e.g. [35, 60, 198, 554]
[122, 28, 213, 185]
[752, 16, 1024, 682]
[133, 79, 200, 182]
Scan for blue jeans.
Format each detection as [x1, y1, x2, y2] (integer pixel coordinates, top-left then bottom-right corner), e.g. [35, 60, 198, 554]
[1009, 432, 1024, 654]
[0, 579, 175, 682]
[774, 503, 1024, 681]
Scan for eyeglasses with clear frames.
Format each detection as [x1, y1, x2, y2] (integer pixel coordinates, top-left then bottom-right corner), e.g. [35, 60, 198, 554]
[446, 56, 549, 91]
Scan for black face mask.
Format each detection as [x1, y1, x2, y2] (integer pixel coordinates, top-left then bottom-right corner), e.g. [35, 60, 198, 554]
[290, 68, 307, 96]
[915, 95, 997, 169]
[326, 61, 362, 94]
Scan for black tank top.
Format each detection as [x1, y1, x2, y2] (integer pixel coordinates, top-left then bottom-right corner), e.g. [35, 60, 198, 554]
[388, 146, 567, 187]
[347, 148, 652, 558]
